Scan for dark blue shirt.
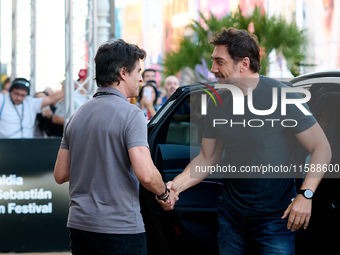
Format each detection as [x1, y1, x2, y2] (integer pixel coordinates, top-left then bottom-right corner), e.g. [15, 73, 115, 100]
[204, 76, 316, 219]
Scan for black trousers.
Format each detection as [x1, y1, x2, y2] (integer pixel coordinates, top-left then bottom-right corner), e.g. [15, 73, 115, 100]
[69, 228, 147, 255]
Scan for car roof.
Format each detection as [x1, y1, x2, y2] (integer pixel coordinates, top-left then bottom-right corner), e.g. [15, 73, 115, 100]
[178, 71, 340, 90]
[291, 70, 340, 88]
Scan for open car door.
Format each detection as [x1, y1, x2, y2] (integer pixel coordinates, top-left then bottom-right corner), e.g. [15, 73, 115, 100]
[140, 84, 221, 255]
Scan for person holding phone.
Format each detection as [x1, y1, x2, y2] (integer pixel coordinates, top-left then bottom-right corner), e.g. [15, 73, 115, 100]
[138, 80, 160, 121]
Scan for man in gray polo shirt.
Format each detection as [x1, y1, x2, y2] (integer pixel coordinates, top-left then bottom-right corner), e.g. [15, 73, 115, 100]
[54, 39, 175, 254]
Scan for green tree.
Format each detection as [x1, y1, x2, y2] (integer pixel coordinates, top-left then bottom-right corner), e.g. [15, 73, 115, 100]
[163, 6, 310, 78]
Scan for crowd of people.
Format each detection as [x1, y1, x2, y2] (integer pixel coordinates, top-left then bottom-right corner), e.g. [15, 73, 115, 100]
[0, 67, 181, 138]
[0, 77, 64, 138]
[137, 70, 180, 121]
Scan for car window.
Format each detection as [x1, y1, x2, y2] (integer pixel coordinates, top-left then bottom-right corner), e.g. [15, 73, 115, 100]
[165, 91, 205, 147]
[149, 100, 175, 125]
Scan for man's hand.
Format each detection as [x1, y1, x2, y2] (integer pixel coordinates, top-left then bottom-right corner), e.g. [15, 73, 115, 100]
[162, 189, 179, 210]
[166, 181, 178, 195]
[142, 98, 154, 111]
[281, 194, 312, 231]
[160, 181, 179, 210]
[155, 188, 178, 210]
[139, 97, 156, 118]
[41, 106, 53, 118]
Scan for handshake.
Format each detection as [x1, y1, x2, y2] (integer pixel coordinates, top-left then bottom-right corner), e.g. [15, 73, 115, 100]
[155, 181, 179, 210]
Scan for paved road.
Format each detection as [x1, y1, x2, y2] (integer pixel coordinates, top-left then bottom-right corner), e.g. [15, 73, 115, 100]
[0, 253, 71, 255]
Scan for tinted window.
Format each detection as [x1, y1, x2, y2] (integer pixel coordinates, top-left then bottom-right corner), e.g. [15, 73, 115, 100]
[165, 91, 205, 147]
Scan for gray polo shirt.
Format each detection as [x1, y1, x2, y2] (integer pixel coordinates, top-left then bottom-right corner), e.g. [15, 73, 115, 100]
[61, 86, 148, 234]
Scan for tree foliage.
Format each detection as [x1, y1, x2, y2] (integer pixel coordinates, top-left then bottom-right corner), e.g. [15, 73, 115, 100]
[163, 6, 309, 77]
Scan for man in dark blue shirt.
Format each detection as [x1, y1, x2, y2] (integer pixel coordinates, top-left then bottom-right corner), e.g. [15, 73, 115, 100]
[165, 28, 331, 254]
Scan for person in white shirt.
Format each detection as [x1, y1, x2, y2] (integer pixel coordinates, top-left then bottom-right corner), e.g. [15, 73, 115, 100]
[0, 78, 64, 138]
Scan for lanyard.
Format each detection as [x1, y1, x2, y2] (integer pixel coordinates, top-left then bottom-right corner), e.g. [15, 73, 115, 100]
[0, 94, 5, 120]
[12, 101, 24, 136]
[93, 92, 117, 97]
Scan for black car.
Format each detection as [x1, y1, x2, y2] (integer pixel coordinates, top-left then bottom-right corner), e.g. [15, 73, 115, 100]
[140, 70, 340, 255]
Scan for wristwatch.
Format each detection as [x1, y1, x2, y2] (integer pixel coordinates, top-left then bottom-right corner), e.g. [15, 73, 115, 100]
[298, 189, 314, 199]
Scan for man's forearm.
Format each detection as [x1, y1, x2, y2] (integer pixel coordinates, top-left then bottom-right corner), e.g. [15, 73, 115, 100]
[50, 90, 65, 103]
[54, 148, 70, 184]
[52, 114, 65, 125]
[129, 146, 169, 196]
[301, 144, 332, 192]
[171, 138, 223, 195]
[283, 125, 332, 231]
[295, 123, 332, 192]
[42, 90, 65, 107]
[171, 155, 214, 195]
[139, 165, 168, 196]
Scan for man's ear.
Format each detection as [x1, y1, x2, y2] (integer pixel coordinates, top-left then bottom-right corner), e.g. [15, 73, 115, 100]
[119, 67, 127, 81]
[239, 57, 250, 73]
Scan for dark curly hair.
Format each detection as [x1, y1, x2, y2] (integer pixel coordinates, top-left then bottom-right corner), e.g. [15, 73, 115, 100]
[138, 81, 159, 105]
[94, 39, 146, 87]
[210, 27, 261, 73]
